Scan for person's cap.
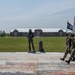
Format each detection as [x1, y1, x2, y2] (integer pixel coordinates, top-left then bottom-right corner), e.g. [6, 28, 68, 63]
[66, 33, 68, 36]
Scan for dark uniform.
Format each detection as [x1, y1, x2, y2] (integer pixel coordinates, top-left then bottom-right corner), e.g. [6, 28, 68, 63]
[27, 29, 36, 53]
[66, 34, 75, 64]
[60, 34, 71, 61]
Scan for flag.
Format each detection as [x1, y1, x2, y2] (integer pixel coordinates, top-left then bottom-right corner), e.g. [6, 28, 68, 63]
[67, 22, 73, 31]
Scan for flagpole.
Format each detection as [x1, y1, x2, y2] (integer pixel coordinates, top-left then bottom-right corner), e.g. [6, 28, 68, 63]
[66, 20, 69, 33]
[66, 27, 68, 33]
[73, 17, 75, 34]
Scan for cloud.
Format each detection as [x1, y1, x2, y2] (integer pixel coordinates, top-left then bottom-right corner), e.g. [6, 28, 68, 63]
[0, 0, 75, 21]
[0, 0, 75, 32]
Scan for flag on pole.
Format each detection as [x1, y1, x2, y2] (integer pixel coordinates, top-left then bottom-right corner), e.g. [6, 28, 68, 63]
[67, 21, 73, 31]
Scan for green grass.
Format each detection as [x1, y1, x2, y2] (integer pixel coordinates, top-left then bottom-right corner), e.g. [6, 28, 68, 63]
[0, 37, 65, 52]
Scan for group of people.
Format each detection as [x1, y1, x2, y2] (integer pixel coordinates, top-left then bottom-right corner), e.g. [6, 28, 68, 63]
[60, 33, 75, 64]
[27, 29, 75, 64]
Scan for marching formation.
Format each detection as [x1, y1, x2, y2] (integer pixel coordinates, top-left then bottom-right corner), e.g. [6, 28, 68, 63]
[60, 33, 75, 64]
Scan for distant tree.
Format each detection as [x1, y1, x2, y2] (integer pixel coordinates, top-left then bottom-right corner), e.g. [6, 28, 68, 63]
[1, 31, 6, 37]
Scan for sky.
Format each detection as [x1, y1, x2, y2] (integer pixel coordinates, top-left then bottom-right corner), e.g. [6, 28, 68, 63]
[0, 0, 75, 33]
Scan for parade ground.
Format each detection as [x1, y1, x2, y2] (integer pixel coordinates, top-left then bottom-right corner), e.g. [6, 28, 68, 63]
[0, 52, 75, 75]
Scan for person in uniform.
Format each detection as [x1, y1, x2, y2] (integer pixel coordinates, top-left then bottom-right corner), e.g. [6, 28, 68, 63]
[66, 34, 75, 64]
[60, 34, 71, 61]
[27, 29, 36, 53]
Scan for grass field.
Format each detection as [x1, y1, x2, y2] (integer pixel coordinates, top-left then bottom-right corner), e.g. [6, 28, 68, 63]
[0, 37, 65, 52]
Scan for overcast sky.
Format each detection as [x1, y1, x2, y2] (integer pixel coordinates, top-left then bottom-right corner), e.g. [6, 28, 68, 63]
[0, 0, 75, 33]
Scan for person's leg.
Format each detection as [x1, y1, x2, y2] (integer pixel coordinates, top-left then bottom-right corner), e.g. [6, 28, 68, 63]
[60, 49, 69, 61]
[72, 48, 75, 61]
[28, 41, 31, 52]
[72, 55, 75, 61]
[66, 49, 75, 64]
[31, 40, 36, 53]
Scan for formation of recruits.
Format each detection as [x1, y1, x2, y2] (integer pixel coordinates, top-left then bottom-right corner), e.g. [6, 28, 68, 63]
[60, 34, 75, 64]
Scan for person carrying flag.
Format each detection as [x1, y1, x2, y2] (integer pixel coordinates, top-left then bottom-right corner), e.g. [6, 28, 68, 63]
[60, 21, 74, 61]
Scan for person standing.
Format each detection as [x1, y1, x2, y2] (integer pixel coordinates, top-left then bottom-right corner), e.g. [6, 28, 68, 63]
[27, 29, 36, 53]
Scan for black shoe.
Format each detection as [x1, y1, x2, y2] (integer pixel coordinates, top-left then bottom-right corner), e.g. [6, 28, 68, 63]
[65, 60, 70, 64]
[72, 58, 75, 61]
[40, 50, 45, 53]
[41, 51, 45, 53]
[32, 51, 36, 53]
[60, 58, 64, 61]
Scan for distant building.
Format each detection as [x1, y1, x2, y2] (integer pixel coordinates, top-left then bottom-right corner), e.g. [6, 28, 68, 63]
[10, 28, 66, 37]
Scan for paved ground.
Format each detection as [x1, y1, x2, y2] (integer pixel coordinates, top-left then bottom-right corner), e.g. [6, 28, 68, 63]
[0, 52, 75, 75]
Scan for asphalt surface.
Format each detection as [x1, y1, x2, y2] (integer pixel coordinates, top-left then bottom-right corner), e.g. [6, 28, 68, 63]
[0, 52, 75, 75]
